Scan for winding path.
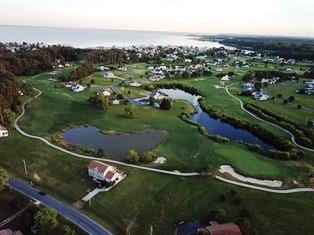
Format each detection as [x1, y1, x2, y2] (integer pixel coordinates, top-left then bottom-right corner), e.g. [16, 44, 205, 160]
[13, 80, 314, 194]
[225, 83, 314, 153]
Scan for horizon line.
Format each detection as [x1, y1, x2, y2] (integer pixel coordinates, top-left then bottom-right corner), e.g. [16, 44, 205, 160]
[1, 24, 314, 40]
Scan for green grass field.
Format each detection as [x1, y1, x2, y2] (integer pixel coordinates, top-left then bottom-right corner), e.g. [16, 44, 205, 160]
[17, 70, 306, 180]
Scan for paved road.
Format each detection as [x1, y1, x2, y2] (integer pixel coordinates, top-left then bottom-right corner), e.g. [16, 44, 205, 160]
[8, 177, 112, 235]
[225, 83, 314, 153]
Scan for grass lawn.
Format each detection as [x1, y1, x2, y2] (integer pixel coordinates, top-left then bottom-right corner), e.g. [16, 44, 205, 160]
[17, 72, 305, 180]
[1, 134, 314, 235]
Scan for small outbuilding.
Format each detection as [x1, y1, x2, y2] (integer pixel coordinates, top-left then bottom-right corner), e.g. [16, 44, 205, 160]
[0, 125, 8, 138]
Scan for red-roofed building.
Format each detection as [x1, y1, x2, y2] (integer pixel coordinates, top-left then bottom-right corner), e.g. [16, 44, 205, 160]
[197, 221, 242, 235]
[88, 160, 121, 183]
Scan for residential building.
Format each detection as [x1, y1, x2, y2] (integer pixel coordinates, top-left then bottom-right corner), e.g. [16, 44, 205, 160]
[0, 125, 9, 138]
[88, 160, 122, 184]
[150, 91, 168, 101]
[104, 72, 114, 79]
[197, 221, 242, 235]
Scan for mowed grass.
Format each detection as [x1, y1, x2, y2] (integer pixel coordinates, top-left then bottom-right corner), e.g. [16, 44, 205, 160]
[18, 72, 303, 179]
[1, 133, 314, 235]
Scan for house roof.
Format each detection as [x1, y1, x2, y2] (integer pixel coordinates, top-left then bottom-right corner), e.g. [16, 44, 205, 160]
[88, 161, 109, 174]
[105, 171, 115, 180]
[0, 229, 23, 235]
[203, 223, 242, 235]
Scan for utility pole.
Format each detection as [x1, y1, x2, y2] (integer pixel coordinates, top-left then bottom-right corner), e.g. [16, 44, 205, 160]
[89, 199, 92, 207]
[23, 160, 28, 175]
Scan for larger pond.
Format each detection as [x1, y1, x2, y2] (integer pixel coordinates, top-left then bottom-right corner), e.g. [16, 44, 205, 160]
[61, 126, 166, 160]
[158, 89, 273, 150]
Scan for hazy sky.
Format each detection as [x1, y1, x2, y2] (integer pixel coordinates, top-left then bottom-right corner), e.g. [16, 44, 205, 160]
[1, 0, 314, 37]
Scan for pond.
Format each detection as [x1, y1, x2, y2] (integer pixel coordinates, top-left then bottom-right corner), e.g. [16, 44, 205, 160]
[61, 126, 167, 160]
[159, 89, 273, 150]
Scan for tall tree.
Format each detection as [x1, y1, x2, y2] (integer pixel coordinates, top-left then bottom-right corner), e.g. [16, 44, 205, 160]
[32, 208, 59, 235]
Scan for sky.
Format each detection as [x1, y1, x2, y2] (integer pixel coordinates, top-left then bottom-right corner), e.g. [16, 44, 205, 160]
[1, 0, 314, 37]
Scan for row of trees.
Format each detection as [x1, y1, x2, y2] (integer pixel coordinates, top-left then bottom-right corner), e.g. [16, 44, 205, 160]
[245, 104, 313, 148]
[126, 149, 158, 163]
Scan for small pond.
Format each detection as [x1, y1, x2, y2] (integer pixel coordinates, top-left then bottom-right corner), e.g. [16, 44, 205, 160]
[159, 89, 273, 150]
[61, 126, 166, 160]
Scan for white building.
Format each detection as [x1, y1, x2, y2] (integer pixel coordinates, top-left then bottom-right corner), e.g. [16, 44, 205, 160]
[88, 160, 122, 183]
[221, 75, 230, 81]
[104, 72, 114, 79]
[0, 125, 8, 138]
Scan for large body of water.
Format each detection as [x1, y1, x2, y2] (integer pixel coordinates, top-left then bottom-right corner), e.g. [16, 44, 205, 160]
[0, 25, 225, 48]
[62, 126, 166, 160]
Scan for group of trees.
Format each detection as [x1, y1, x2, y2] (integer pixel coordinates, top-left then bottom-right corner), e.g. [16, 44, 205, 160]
[87, 95, 110, 109]
[214, 36, 314, 60]
[0, 69, 21, 126]
[32, 207, 77, 235]
[59, 64, 94, 82]
[0, 167, 8, 192]
[126, 149, 157, 163]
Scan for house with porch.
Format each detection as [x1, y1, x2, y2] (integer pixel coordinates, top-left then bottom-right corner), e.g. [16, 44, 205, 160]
[88, 160, 122, 184]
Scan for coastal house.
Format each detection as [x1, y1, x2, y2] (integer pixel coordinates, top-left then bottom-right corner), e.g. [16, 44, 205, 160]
[98, 88, 112, 97]
[242, 83, 255, 93]
[88, 160, 122, 184]
[104, 72, 114, 79]
[97, 66, 110, 71]
[129, 81, 142, 87]
[197, 221, 242, 235]
[118, 66, 128, 72]
[221, 75, 230, 81]
[253, 90, 270, 101]
[150, 91, 168, 101]
[71, 84, 86, 92]
[0, 125, 9, 138]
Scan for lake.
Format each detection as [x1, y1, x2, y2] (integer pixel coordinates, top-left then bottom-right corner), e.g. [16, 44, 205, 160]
[159, 89, 273, 150]
[61, 126, 166, 160]
[0, 25, 226, 48]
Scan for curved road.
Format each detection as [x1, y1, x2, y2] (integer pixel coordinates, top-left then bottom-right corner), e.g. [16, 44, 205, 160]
[225, 83, 314, 153]
[8, 177, 112, 235]
[14, 83, 314, 194]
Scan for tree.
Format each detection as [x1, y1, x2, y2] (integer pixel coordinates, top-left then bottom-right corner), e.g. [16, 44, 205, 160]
[141, 151, 157, 163]
[297, 104, 302, 109]
[124, 106, 135, 118]
[0, 167, 8, 192]
[32, 208, 59, 235]
[208, 209, 227, 223]
[126, 149, 140, 163]
[288, 96, 295, 103]
[3, 109, 16, 128]
[63, 225, 77, 235]
[160, 98, 172, 110]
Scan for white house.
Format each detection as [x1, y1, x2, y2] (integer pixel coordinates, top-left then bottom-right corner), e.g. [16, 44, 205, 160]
[71, 84, 86, 93]
[104, 72, 114, 79]
[88, 160, 122, 183]
[97, 66, 110, 71]
[150, 91, 168, 100]
[129, 81, 142, 87]
[221, 75, 230, 81]
[254, 91, 270, 101]
[112, 99, 120, 105]
[98, 88, 112, 97]
[0, 125, 8, 138]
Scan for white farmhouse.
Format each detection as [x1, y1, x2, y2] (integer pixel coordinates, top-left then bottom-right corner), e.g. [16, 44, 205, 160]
[0, 125, 8, 138]
[88, 160, 122, 184]
[104, 72, 114, 79]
